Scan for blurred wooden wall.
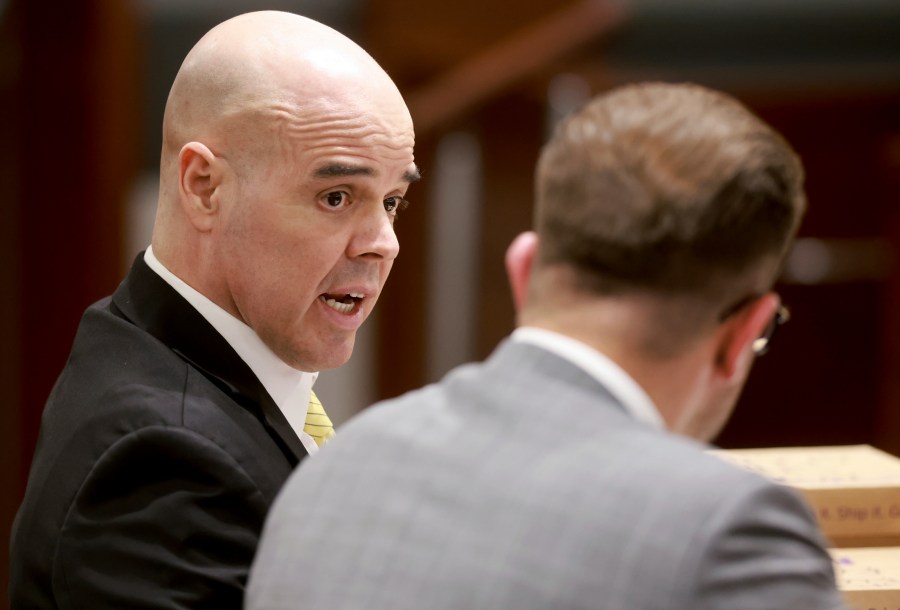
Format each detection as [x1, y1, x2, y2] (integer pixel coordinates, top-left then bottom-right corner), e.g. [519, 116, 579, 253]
[0, 0, 139, 601]
[719, 92, 900, 451]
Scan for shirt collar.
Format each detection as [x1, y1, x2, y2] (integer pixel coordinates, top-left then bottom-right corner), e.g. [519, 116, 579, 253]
[511, 326, 665, 431]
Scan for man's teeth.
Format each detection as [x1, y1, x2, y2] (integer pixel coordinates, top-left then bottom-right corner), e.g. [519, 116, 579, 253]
[325, 299, 353, 313]
[322, 293, 364, 314]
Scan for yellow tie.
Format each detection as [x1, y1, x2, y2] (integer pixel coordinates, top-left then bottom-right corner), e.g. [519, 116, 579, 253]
[303, 390, 335, 447]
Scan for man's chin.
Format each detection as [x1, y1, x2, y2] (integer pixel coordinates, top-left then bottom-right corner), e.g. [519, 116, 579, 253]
[291, 337, 356, 372]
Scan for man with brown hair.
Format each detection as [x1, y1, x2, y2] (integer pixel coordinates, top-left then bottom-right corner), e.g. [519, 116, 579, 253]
[247, 83, 848, 610]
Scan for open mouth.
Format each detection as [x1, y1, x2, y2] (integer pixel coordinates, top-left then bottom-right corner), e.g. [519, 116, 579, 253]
[320, 292, 365, 314]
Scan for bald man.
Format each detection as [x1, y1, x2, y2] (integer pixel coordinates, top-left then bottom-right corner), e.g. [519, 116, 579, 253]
[10, 11, 418, 609]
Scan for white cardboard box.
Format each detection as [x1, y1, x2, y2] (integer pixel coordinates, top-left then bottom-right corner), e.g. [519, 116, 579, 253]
[712, 445, 900, 548]
[831, 546, 900, 609]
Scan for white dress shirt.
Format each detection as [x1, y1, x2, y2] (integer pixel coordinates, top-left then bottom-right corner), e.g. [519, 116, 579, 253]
[512, 326, 665, 430]
[144, 246, 322, 454]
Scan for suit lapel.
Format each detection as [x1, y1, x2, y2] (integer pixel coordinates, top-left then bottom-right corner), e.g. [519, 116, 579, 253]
[110, 253, 307, 465]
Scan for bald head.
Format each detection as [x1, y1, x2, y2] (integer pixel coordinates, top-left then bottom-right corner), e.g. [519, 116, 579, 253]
[160, 11, 407, 184]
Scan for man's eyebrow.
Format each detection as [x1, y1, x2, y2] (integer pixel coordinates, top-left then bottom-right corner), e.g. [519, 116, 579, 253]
[313, 163, 375, 178]
[404, 165, 422, 183]
[313, 163, 422, 184]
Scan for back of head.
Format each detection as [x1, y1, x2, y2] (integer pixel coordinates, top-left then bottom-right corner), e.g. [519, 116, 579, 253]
[533, 82, 805, 332]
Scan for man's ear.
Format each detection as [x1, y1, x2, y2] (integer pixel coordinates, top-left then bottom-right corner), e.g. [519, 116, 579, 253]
[504, 231, 538, 314]
[178, 142, 221, 232]
[715, 292, 780, 379]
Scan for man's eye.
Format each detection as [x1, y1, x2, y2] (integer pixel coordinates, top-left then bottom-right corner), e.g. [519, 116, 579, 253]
[384, 197, 409, 213]
[324, 191, 349, 208]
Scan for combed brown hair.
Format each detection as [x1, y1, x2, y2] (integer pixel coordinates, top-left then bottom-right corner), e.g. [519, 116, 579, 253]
[535, 82, 806, 304]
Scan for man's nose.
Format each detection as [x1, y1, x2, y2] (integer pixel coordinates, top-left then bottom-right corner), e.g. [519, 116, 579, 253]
[347, 202, 400, 261]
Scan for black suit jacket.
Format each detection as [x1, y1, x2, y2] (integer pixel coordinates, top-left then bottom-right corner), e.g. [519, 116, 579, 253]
[9, 254, 308, 609]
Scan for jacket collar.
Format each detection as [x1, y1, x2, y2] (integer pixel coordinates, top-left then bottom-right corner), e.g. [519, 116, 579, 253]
[110, 253, 307, 465]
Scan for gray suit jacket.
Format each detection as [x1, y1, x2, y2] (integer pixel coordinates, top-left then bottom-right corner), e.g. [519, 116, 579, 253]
[247, 339, 848, 610]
